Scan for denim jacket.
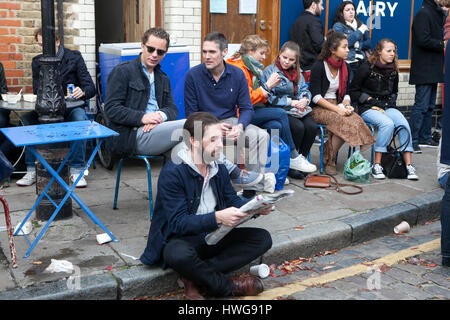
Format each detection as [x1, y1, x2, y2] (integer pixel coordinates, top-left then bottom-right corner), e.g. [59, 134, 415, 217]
[261, 63, 312, 109]
[332, 22, 371, 62]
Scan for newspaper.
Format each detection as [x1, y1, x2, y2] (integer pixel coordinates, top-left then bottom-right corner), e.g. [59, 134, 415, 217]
[205, 189, 295, 245]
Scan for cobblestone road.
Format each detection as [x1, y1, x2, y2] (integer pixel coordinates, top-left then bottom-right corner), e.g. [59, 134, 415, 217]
[146, 220, 449, 300]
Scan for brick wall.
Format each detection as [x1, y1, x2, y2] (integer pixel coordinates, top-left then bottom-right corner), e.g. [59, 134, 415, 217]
[164, 0, 202, 67]
[397, 73, 443, 129]
[0, 0, 95, 96]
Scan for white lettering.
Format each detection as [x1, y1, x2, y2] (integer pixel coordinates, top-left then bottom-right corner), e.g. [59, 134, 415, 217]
[178, 305, 212, 317]
[357, 1, 399, 18]
[387, 2, 398, 17]
[356, 0, 368, 16]
[375, 2, 386, 17]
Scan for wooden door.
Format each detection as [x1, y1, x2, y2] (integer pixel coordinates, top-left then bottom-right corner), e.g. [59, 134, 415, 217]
[123, 0, 164, 42]
[202, 0, 281, 66]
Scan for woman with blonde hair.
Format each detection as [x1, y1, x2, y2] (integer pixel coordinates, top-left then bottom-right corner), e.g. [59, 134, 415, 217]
[349, 39, 418, 180]
[260, 41, 318, 176]
[227, 34, 316, 179]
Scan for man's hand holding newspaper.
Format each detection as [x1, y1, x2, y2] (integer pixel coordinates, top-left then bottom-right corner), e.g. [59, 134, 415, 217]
[206, 189, 294, 245]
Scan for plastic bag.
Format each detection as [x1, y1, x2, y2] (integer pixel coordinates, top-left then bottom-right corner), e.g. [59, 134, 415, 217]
[265, 136, 290, 191]
[344, 150, 371, 183]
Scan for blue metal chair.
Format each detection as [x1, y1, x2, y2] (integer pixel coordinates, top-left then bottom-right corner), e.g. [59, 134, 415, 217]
[113, 154, 166, 220]
[308, 124, 327, 174]
[309, 122, 375, 173]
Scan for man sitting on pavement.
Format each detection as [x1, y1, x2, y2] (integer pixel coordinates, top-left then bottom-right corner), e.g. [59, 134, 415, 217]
[17, 28, 95, 188]
[140, 112, 273, 299]
[184, 32, 272, 199]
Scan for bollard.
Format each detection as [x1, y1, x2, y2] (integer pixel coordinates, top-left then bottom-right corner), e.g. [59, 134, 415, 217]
[0, 195, 17, 268]
[35, 143, 72, 221]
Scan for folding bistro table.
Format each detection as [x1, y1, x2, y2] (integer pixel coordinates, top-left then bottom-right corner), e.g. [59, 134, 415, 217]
[0, 120, 119, 258]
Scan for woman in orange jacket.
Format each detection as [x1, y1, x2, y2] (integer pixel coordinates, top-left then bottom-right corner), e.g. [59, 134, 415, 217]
[226, 35, 317, 177]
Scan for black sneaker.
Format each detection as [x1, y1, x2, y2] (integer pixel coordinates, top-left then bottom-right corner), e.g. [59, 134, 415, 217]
[413, 144, 422, 154]
[287, 169, 305, 180]
[371, 163, 386, 180]
[419, 140, 439, 147]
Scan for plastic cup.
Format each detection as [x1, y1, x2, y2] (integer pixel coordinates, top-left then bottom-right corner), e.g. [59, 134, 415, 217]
[249, 264, 270, 278]
[96, 233, 112, 244]
[394, 221, 410, 234]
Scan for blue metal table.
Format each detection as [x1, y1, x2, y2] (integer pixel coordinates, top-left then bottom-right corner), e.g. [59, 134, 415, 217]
[0, 121, 119, 258]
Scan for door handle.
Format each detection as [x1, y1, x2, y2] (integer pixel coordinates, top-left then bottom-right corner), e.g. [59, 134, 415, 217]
[260, 20, 266, 31]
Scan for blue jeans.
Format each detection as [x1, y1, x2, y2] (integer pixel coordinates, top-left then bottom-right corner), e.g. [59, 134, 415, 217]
[250, 107, 298, 158]
[361, 108, 413, 153]
[439, 172, 449, 189]
[409, 84, 437, 145]
[442, 175, 450, 259]
[22, 107, 87, 173]
[0, 109, 10, 128]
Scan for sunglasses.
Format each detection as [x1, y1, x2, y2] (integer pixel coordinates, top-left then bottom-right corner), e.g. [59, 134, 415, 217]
[144, 45, 166, 56]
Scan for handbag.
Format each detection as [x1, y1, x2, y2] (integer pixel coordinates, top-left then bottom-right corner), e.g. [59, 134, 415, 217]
[381, 125, 409, 179]
[0, 150, 14, 183]
[265, 136, 290, 191]
[286, 105, 313, 118]
[304, 174, 363, 195]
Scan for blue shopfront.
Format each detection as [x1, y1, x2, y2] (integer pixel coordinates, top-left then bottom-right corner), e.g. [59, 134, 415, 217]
[280, 0, 425, 64]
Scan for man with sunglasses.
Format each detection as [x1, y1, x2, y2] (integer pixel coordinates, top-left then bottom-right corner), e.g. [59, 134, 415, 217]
[104, 27, 185, 159]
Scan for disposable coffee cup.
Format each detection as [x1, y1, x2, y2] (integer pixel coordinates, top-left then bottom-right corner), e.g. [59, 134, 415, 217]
[394, 221, 410, 234]
[96, 233, 113, 245]
[249, 264, 270, 279]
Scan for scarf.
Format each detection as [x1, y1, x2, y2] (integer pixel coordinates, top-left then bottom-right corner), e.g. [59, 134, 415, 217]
[327, 57, 348, 103]
[375, 59, 395, 76]
[345, 19, 358, 31]
[242, 54, 264, 90]
[275, 56, 298, 95]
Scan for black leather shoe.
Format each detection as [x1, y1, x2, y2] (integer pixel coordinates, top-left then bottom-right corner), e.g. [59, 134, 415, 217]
[231, 276, 264, 296]
[288, 169, 304, 180]
[443, 257, 450, 267]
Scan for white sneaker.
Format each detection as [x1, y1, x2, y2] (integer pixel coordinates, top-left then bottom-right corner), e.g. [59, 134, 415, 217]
[406, 165, 419, 181]
[16, 171, 36, 186]
[371, 163, 386, 180]
[70, 173, 87, 188]
[290, 155, 317, 173]
[284, 177, 290, 185]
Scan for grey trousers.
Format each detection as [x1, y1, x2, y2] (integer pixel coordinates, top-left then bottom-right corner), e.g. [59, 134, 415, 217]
[135, 119, 186, 156]
[221, 117, 269, 173]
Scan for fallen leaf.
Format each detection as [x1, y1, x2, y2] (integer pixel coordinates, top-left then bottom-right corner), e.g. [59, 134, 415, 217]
[322, 266, 335, 271]
[379, 264, 391, 273]
[33, 261, 42, 265]
[295, 226, 304, 230]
